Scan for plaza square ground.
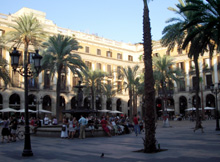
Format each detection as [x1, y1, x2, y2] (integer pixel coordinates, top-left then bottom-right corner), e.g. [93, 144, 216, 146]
[0, 120, 220, 162]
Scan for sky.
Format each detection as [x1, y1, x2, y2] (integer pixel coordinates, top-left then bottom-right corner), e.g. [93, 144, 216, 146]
[0, 0, 179, 44]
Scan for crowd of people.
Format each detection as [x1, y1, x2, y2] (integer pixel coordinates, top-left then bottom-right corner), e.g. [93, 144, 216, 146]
[1, 115, 18, 143]
[59, 114, 144, 139]
[1, 114, 144, 142]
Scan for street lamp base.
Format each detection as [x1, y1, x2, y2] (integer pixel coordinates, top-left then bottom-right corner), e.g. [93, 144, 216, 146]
[215, 128, 220, 131]
[22, 149, 33, 157]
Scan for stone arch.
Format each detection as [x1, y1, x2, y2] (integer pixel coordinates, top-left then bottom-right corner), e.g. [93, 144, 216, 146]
[71, 96, 77, 109]
[9, 93, 20, 110]
[206, 94, 215, 107]
[106, 99, 112, 110]
[84, 97, 91, 109]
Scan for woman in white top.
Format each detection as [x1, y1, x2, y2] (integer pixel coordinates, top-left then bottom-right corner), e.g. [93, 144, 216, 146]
[61, 118, 68, 138]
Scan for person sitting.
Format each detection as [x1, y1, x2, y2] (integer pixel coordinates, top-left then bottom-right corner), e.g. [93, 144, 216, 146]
[88, 116, 95, 137]
[44, 115, 49, 125]
[52, 117, 58, 125]
[100, 116, 111, 137]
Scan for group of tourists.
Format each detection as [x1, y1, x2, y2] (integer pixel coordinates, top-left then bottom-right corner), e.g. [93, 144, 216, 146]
[59, 114, 143, 139]
[1, 115, 18, 143]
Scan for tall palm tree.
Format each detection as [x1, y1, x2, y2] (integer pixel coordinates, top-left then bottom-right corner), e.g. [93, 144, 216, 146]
[180, 0, 220, 129]
[118, 65, 140, 119]
[41, 34, 87, 121]
[161, 0, 205, 130]
[83, 70, 106, 110]
[143, 0, 157, 153]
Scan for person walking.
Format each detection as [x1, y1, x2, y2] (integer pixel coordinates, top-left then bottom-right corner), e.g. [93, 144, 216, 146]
[78, 115, 88, 139]
[61, 117, 68, 139]
[133, 114, 140, 136]
[1, 117, 11, 143]
[10, 115, 18, 142]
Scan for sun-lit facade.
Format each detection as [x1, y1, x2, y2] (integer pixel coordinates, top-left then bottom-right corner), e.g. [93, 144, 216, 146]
[0, 7, 219, 119]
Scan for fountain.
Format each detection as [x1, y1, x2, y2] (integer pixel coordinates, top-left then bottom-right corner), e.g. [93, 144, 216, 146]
[62, 81, 97, 118]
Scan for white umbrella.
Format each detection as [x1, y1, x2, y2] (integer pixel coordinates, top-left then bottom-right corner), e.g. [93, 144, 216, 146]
[185, 107, 196, 111]
[109, 110, 123, 114]
[17, 109, 36, 113]
[98, 109, 110, 113]
[160, 108, 174, 112]
[36, 109, 52, 113]
[204, 107, 215, 110]
[0, 108, 18, 112]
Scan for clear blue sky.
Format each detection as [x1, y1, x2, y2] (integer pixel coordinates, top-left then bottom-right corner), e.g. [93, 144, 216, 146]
[0, 0, 179, 44]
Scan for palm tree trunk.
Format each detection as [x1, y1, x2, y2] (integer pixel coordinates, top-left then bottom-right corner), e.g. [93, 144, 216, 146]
[194, 58, 202, 129]
[56, 68, 62, 122]
[129, 89, 133, 121]
[91, 86, 95, 110]
[143, 0, 157, 153]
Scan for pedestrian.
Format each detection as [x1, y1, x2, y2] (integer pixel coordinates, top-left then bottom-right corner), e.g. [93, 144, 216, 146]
[10, 115, 18, 142]
[1, 117, 11, 143]
[78, 115, 88, 139]
[68, 116, 76, 139]
[44, 115, 49, 125]
[133, 114, 140, 136]
[61, 117, 68, 138]
[193, 117, 204, 133]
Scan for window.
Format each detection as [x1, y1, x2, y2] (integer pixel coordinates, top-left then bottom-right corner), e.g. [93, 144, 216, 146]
[153, 53, 159, 57]
[117, 66, 123, 80]
[106, 51, 112, 58]
[177, 47, 182, 54]
[85, 46, 89, 53]
[166, 50, 170, 56]
[128, 55, 133, 61]
[0, 30, 4, 36]
[177, 62, 185, 72]
[44, 70, 50, 89]
[204, 58, 211, 69]
[72, 76, 79, 87]
[97, 49, 101, 55]
[117, 53, 122, 60]
[96, 63, 102, 70]
[117, 81, 122, 94]
[179, 78, 185, 91]
[28, 52, 35, 64]
[190, 61, 195, 70]
[206, 75, 212, 89]
[85, 61, 92, 70]
[107, 65, 112, 76]
[28, 78, 37, 89]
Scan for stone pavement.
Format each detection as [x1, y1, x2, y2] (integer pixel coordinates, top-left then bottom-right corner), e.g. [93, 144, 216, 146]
[0, 120, 220, 162]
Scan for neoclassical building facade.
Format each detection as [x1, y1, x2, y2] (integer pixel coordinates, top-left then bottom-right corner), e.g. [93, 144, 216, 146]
[0, 8, 219, 119]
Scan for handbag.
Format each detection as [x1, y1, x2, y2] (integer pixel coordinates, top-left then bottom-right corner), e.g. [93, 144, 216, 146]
[62, 126, 66, 131]
[73, 124, 76, 128]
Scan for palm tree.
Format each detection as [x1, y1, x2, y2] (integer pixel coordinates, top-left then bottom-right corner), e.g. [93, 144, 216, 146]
[118, 65, 140, 119]
[153, 55, 182, 123]
[41, 34, 87, 121]
[143, 0, 157, 153]
[161, 0, 205, 130]
[0, 57, 10, 88]
[179, 0, 220, 130]
[83, 70, 106, 110]
[0, 38, 10, 88]
[102, 83, 117, 110]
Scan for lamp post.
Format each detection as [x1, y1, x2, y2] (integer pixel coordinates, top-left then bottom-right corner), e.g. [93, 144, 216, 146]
[34, 96, 43, 119]
[210, 83, 220, 131]
[10, 47, 42, 156]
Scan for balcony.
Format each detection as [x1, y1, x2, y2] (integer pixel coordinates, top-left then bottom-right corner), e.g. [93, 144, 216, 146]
[203, 65, 213, 73]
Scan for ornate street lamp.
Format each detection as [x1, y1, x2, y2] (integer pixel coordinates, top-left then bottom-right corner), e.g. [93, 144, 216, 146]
[210, 83, 220, 131]
[10, 47, 42, 156]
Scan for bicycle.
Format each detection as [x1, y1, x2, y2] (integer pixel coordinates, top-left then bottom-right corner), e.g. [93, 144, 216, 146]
[15, 127, 25, 140]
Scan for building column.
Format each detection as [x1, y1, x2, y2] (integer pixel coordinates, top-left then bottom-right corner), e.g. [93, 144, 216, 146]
[213, 56, 218, 84]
